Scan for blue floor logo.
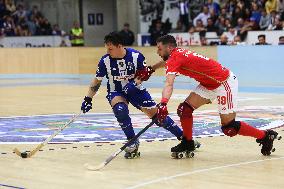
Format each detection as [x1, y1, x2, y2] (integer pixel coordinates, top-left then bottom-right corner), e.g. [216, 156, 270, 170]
[0, 106, 283, 143]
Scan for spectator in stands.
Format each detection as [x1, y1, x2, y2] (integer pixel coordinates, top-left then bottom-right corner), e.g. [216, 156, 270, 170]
[219, 33, 228, 45]
[278, 36, 284, 44]
[171, 20, 184, 33]
[13, 4, 27, 22]
[28, 5, 42, 21]
[219, 7, 231, 20]
[70, 21, 84, 47]
[250, 3, 262, 24]
[268, 10, 280, 29]
[206, 17, 218, 33]
[244, 7, 252, 21]
[60, 39, 67, 47]
[178, 0, 189, 32]
[200, 36, 208, 46]
[259, 9, 271, 30]
[193, 6, 210, 27]
[194, 19, 206, 32]
[232, 35, 246, 45]
[149, 20, 167, 46]
[265, 0, 277, 14]
[255, 34, 270, 45]
[235, 17, 247, 40]
[209, 8, 218, 24]
[119, 23, 135, 46]
[206, 0, 220, 15]
[2, 15, 15, 36]
[268, 17, 283, 30]
[16, 17, 30, 36]
[52, 24, 66, 36]
[26, 14, 37, 35]
[231, 6, 244, 27]
[39, 17, 52, 35]
[248, 17, 260, 30]
[277, 0, 284, 20]
[0, 0, 6, 18]
[216, 16, 226, 35]
[5, 0, 16, 15]
[225, 26, 237, 44]
[224, 18, 232, 30]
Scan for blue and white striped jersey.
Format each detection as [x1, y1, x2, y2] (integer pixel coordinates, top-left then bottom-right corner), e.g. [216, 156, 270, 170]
[95, 48, 146, 92]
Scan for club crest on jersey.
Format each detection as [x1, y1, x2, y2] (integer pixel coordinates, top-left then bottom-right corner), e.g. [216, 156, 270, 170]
[127, 62, 135, 70]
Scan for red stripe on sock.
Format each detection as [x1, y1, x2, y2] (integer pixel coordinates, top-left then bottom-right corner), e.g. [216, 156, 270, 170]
[239, 121, 265, 139]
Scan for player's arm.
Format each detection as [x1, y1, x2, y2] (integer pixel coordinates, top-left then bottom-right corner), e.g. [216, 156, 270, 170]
[161, 74, 176, 101]
[156, 74, 176, 123]
[151, 60, 165, 71]
[81, 78, 102, 113]
[86, 78, 102, 98]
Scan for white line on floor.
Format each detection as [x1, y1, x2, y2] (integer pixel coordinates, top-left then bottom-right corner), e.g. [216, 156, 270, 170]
[125, 156, 284, 189]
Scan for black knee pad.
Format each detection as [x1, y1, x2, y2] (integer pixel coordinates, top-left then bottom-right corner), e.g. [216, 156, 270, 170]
[113, 102, 129, 122]
[221, 120, 241, 137]
[177, 101, 194, 118]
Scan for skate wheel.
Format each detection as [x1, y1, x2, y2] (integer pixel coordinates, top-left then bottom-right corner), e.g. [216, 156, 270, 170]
[178, 153, 183, 159]
[171, 153, 177, 159]
[194, 141, 201, 149]
[137, 152, 141, 157]
[272, 148, 275, 152]
[278, 136, 282, 140]
[130, 153, 135, 158]
[186, 151, 194, 158]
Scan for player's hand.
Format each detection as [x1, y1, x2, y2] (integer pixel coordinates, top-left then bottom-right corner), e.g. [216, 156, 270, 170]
[81, 96, 92, 113]
[135, 66, 155, 81]
[157, 103, 168, 123]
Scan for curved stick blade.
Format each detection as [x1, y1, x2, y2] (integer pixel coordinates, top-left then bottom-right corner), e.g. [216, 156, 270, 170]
[84, 163, 105, 171]
[13, 148, 22, 157]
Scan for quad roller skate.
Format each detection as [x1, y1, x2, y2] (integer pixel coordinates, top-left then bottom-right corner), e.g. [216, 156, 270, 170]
[124, 140, 140, 159]
[171, 138, 196, 159]
[256, 130, 282, 156]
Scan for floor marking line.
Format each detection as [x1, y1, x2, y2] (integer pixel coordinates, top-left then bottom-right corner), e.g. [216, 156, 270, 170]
[125, 156, 284, 189]
[0, 183, 25, 189]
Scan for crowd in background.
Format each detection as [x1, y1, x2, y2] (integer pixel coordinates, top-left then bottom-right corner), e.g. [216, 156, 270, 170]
[0, 0, 65, 37]
[148, 0, 284, 45]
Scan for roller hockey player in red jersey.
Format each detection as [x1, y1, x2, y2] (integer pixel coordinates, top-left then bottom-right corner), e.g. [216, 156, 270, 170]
[135, 34, 281, 158]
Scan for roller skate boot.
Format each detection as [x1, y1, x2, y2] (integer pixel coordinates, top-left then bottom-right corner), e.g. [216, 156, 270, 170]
[171, 138, 195, 159]
[256, 130, 282, 156]
[124, 140, 140, 159]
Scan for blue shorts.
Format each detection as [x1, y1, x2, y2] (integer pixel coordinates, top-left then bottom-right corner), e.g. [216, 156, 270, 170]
[106, 88, 156, 110]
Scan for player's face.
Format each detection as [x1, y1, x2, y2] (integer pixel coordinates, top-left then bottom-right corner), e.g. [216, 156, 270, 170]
[105, 42, 123, 58]
[156, 42, 170, 61]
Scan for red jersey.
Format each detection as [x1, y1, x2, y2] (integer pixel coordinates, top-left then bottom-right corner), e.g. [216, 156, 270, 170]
[166, 48, 230, 90]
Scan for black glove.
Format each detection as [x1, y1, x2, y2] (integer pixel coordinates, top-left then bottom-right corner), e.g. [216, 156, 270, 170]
[81, 96, 92, 113]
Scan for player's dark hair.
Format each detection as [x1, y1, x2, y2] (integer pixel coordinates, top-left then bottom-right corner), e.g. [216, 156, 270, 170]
[104, 32, 123, 46]
[258, 34, 266, 39]
[279, 36, 284, 40]
[156, 35, 177, 47]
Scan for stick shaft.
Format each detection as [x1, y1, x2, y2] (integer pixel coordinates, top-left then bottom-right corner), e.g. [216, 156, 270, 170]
[95, 119, 156, 170]
[29, 112, 81, 157]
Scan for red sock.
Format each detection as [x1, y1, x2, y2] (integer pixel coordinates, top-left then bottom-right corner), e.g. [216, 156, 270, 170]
[181, 117, 193, 140]
[238, 121, 265, 139]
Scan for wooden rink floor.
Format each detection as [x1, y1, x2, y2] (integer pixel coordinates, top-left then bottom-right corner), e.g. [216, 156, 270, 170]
[0, 78, 284, 189]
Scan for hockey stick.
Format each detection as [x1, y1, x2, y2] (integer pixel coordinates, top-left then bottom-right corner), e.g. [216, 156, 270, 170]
[85, 119, 156, 171]
[13, 112, 81, 158]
